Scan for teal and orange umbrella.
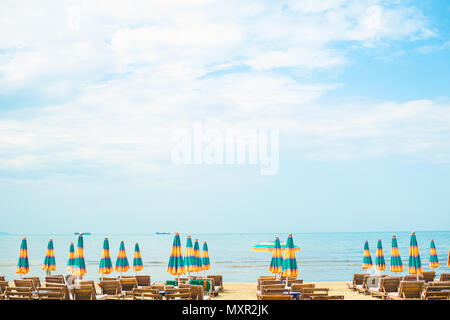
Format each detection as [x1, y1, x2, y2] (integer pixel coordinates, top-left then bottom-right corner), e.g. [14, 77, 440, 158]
[375, 239, 386, 271]
[362, 241, 373, 270]
[167, 232, 185, 276]
[133, 242, 144, 273]
[67, 242, 75, 272]
[115, 241, 130, 273]
[193, 239, 203, 273]
[448, 248, 450, 267]
[72, 234, 86, 277]
[429, 240, 439, 269]
[390, 236, 403, 273]
[202, 241, 210, 272]
[42, 238, 56, 274]
[16, 237, 30, 276]
[184, 235, 197, 274]
[281, 234, 299, 278]
[269, 237, 283, 275]
[408, 232, 423, 275]
[99, 238, 113, 275]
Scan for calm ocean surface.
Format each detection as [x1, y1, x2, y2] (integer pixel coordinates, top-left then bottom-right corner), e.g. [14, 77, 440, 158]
[0, 231, 449, 282]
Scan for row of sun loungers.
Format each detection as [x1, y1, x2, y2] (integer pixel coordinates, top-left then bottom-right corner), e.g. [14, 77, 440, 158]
[256, 276, 344, 300]
[349, 272, 450, 300]
[0, 274, 223, 300]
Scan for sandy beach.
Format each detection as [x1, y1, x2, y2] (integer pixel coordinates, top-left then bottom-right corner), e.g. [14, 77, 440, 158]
[215, 281, 377, 300]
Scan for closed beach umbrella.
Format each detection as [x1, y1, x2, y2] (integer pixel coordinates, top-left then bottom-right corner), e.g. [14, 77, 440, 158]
[167, 232, 185, 277]
[429, 240, 439, 269]
[281, 234, 299, 278]
[375, 239, 386, 271]
[202, 241, 210, 273]
[362, 241, 373, 270]
[269, 237, 283, 275]
[16, 237, 30, 276]
[251, 241, 300, 252]
[67, 242, 75, 272]
[42, 238, 56, 275]
[408, 232, 423, 276]
[184, 235, 197, 275]
[193, 239, 203, 273]
[448, 248, 450, 267]
[72, 234, 87, 278]
[133, 242, 144, 273]
[99, 238, 113, 276]
[390, 236, 404, 273]
[115, 241, 130, 273]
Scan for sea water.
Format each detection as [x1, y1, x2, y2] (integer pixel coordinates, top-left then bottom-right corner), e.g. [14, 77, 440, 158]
[0, 231, 448, 282]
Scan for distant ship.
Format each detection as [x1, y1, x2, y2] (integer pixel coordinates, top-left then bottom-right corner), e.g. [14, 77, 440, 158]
[156, 232, 170, 235]
[74, 232, 91, 235]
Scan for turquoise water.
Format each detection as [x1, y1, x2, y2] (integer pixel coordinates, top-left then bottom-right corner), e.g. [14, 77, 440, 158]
[0, 231, 449, 282]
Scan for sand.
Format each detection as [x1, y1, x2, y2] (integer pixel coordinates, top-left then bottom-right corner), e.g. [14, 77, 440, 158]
[214, 281, 377, 300]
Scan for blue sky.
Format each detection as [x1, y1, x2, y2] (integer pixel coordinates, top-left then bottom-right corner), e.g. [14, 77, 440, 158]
[0, 0, 450, 234]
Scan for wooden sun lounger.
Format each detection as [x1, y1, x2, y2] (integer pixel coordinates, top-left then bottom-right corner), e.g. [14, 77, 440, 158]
[37, 287, 65, 300]
[136, 275, 151, 287]
[132, 288, 162, 300]
[348, 273, 365, 291]
[45, 275, 65, 284]
[422, 282, 450, 300]
[368, 277, 400, 300]
[301, 288, 329, 300]
[440, 273, 450, 282]
[119, 277, 138, 297]
[387, 281, 425, 300]
[14, 279, 35, 291]
[99, 280, 125, 299]
[422, 271, 436, 283]
[23, 277, 41, 290]
[45, 282, 70, 300]
[4, 287, 33, 300]
[259, 294, 292, 300]
[165, 287, 192, 300]
[208, 275, 223, 293]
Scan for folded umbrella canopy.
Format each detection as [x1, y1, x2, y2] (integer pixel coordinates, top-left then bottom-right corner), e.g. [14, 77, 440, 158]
[99, 238, 113, 276]
[72, 234, 86, 278]
[202, 241, 210, 274]
[67, 242, 75, 272]
[375, 239, 386, 272]
[281, 234, 298, 278]
[16, 237, 30, 276]
[429, 240, 439, 269]
[167, 232, 185, 277]
[42, 238, 56, 275]
[115, 241, 130, 273]
[193, 239, 203, 274]
[408, 232, 423, 276]
[184, 235, 197, 275]
[362, 241, 373, 270]
[390, 236, 403, 273]
[133, 242, 144, 273]
[269, 237, 283, 275]
[448, 248, 450, 267]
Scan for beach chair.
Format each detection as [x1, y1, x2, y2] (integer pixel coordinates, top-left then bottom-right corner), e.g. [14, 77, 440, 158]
[311, 295, 344, 300]
[440, 273, 450, 281]
[422, 282, 450, 300]
[180, 283, 210, 300]
[403, 274, 424, 281]
[422, 271, 436, 283]
[132, 288, 162, 300]
[79, 280, 108, 300]
[208, 275, 223, 293]
[99, 276, 117, 281]
[45, 275, 65, 284]
[73, 286, 96, 300]
[4, 287, 33, 300]
[136, 275, 151, 287]
[45, 282, 70, 300]
[0, 276, 5, 281]
[285, 279, 303, 287]
[291, 283, 315, 294]
[119, 277, 138, 297]
[37, 287, 65, 300]
[348, 273, 365, 290]
[262, 287, 291, 296]
[23, 277, 41, 290]
[365, 275, 387, 296]
[368, 277, 400, 300]
[0, 280, 8, 300]
[14, 279, 35, 292]
[259, 294, 292, 300]
[99, 280, 125, 299]
[165, 287, 192, 300]
[387, 281, 425, 300]
[301, 288, 329, 300]
[257, 276, 277, 291]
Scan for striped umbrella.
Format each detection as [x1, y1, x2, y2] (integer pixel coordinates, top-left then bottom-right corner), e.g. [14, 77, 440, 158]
[67, 242, 75, 272]
[251, 241, 301, 252]
[448, 248, 450, 267]
[390, 236, 404, 273]
[16, 237, 30, 276]
[99, 238, 113, 276]
[202, 241, 210, 274]
[184, 235, 197, 275]
[133, 242, 144, 273]
[193, 239, 203, 273]
[281, 234, 299, 278]
[429, 240, 439, 269]
[72, 234, 86, 278]
[167, 232, 185, 277]
[408, 232, 423, 275]
[42, 238, 56, 275]
[362, 241, 373, 270]
[375, 239, 386, 271]
[269, 237, 283, 275]
[115, 241, 130, 273]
